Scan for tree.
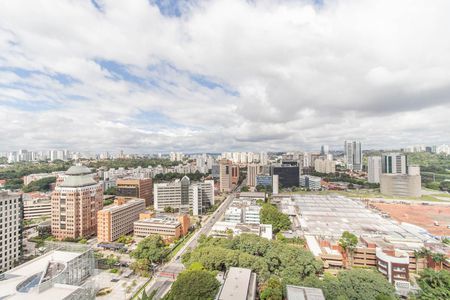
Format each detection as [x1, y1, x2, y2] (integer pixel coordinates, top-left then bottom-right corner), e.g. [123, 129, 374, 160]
[131, 235, 168, 264]
[338, 231, 358, 268]
[431, 252, 447, 270]
[260, 276, 283, 300]
[416, 269, 450, 300]
[104, 186, 117, 195]
[241, 186, 250, 192]
[164, 206, 174, 213]
[164, 270, 220, 300]
[22, 176, 56, 192]
[260, 203, 291, 233]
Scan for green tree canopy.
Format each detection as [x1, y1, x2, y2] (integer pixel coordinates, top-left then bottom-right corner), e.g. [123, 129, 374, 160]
[164, 270, 220, 300]
[338, 231, 358, 252]
[260, 203, 291, 233]
[131, 235, 168, 263]
[416, 269, 450, 300]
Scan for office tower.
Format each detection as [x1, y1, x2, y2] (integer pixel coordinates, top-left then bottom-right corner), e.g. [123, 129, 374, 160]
[51, 165, 103, 240]
[320, 145, 329, 156]
[153, 176, 214, 215]
[231, 165, 240, 185]
[381, 153, 407, 174]
[116, 178, 153, 207]
[314, 158, 336, 174]
[247, 164, 258, 187]
[97, 198, 145, 243]
[367, 156, 382, 183]
[0, 191, 23, 273]
[344, 140, 362, 170]
[272, 165, 300, 187]
[219, 159, 233, 192]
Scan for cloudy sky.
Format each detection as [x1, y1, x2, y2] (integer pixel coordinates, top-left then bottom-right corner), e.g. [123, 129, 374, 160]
[1, 0, 449, 153]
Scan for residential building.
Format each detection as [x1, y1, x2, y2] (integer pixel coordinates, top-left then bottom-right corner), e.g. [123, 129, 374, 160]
[286, 285, 325, 300]
[436, 144, 450, 155]
[134, 216, 182, 239]
[116, 178, 153, 207]
[231, 165, 240, 185]
[300, 175, 321, 190]
[314, 158, 335, 174]
[219, 159, 233, 192]
[272, 165, 300, 187]
[382, 153, 407, 174]
[0, 245, 96, 299]
[368, 156, 382, 183]
[51, 165, 103, 240]
[217, 267, 257, 300]
[97, 198, 146, 243]
[0, 191, 23, 273]
[247, 164, 258, 187]
[153, 176, 214, 215]
[344, 140, 362, 170]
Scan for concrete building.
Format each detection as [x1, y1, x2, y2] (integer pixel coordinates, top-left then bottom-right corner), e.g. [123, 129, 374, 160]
[22, 193, 51, 220]
[153, 176, 214, 215]
[97, 198, 146, 243]
[272, 175, 279, 195]
[0, 245, 96, 299]
[217, 267, 257, 300]
[210, 222, 272, 240]
[382, 153, 407, 174]
[219, 159, 233, 192]
[51, 165, 103, 240]
[300, 175, 322, 190]
[231, 165, 240, 185]
[134, 216, 182, 239]
[0, 191, 23, 273]
[344, 140, 362, 171]
[223, 199, 261, 224]
[380, 172, 422, 197]
[376, 248, 410, 283]
[116, 178, 153, 207]
[286, 285, 325, 300]
[247, 164, 258, 187]
[314, 158, 335, 174]
[368, 156, 382, 183]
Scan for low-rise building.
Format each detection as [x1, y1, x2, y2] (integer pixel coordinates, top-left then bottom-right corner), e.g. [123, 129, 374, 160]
[286, 285, 325, 300]
[210, 221, 272, 240]
[23, 193, 51, 220]
[134, 215, 187, 239]
[376, 248, 410, 283]
[97, 198, 146, 243]
[256, 175, 272, 187]
[217, 267, 257, 300]
[300, 175, 321, 190]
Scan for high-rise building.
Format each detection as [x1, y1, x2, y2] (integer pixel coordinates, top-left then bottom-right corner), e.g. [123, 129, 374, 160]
[0, 191, 23, 273]
[367, 156, 382, 183]
[153, 176, 214, 215]
[272, 175, 279, 195]
[272, 165, 300, 187]
[51, 165, 103, 240]
[247, 164, 258, 187]
[320, 145, 329, 156]
[344, 140, 362, 170]
[116, 178, 153, 207]
[97, 198, 146, 243]
[219, 159, 233, 192]
[381, 153, 407, 174]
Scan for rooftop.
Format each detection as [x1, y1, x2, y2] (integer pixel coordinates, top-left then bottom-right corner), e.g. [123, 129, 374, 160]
[217, 267, 256, 300]
[286, 285, 325, 300]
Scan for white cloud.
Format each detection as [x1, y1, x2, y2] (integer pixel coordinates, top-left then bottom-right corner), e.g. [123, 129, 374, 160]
[0, 0, 449, 152]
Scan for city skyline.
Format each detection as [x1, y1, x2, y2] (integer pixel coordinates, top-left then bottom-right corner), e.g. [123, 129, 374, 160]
[1, 0, 450, 152]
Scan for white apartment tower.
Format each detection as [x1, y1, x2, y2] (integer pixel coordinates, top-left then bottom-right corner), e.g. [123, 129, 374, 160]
[247, 164, 258, 187]
[0, 191, 23, 272]
[344, 140, 362, 171]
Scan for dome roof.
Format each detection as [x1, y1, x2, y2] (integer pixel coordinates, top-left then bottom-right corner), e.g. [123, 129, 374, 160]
[65, 165, 92, 176]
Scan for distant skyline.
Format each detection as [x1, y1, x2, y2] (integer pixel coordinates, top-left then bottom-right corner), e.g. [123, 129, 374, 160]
[1, 0, 450, 152]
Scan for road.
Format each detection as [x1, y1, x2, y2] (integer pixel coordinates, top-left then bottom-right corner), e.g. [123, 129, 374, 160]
[143, 186, 239, 299]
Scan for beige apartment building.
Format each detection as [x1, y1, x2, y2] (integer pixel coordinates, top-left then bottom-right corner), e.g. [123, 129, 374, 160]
[97, 198, 146, 243]
[134, 215, 182, 239]
[51, 165, 103, 240]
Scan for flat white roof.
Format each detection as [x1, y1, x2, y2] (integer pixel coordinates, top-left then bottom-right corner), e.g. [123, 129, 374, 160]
[218, 267, 253, 300]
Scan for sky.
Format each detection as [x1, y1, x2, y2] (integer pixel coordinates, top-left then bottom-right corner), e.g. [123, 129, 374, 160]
[0, 0, 450, 153]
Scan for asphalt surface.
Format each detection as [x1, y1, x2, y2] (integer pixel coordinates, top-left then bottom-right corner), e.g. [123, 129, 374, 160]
[144, 187, 239, 299]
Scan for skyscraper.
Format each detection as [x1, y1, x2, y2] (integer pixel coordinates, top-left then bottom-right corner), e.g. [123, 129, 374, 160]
[0, 191, 23, 272]
[367, 156, 382, 183]
[344, 140, 362, 170]
[320, 145, 329, 156]
[247, 164, 258, 187]
[219, 159, 233, 192]
[51, 165, 103, 240]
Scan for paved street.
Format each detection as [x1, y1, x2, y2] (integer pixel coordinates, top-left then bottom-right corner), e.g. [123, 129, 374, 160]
[143, 186, 239, 299]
